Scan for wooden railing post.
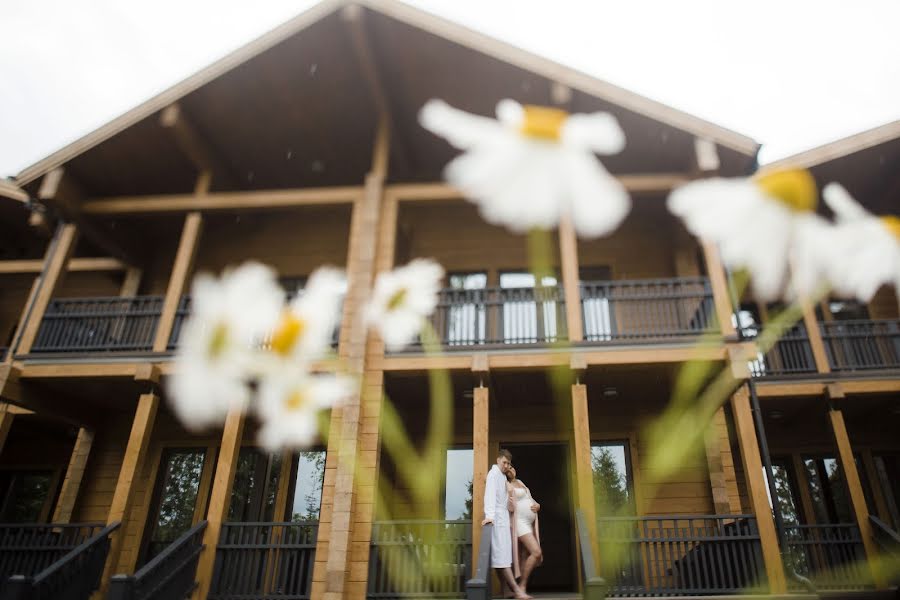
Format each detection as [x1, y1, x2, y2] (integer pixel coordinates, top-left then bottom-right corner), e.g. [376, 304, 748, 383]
[471, 384, 489, 576]
[802, 301, 831, 374]
[153, 211, 202, 351]
[827, 404, 886, 588]
[700, 240, 737, 338]
[194, 406, 246, 600]
[0, 403, 16, 457]
[730, 386, 787, 593]
[16, 223, 79, 355]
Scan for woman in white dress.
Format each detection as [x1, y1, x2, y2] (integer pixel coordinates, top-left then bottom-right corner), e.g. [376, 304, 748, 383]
[506, 466, 542, 595]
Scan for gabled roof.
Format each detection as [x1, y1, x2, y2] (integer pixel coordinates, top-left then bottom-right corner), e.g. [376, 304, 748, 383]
[15, 0, 759, 195]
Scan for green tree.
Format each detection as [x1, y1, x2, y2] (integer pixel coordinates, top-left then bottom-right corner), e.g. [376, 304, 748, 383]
[592, 447, 629, 514]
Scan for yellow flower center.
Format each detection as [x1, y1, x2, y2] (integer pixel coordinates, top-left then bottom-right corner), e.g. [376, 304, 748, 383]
[207, 322, 229, 359]
[881, 216, 900, 242]
[387, 288, 407, 311]
[520, 105, 568, 141]
[270, 313, 306, 356]
[284, 388, 308, 412]
[754, 169, 818, 213]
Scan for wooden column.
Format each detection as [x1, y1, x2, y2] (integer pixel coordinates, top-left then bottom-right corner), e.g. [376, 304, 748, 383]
[802, 302, 831, 374]
[194, 407, 246, 600]
[571, 383, 598, 568]
[0, 404, 15, 456]
[704, 407, 741, 515]
[153, 211, 202, 351]
[16, 223, 79, 354]
[701, 240, 737, 338]
[729, 386, 787, 593]
[559, 216, 583, 342]
[51, 428, 95, 523]
[119, 267, 143, 297]
[827, 408, 885, 588]
[471, 385, 489, 575]
[102, 392, 158, 587]
[3, 278, 40, 365]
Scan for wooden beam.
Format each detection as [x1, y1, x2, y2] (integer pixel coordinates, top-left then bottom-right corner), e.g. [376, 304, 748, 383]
[765, 119, 900, 171]
[827, 409, 885, 588]
[0, 403, 16, 456]
[153, 211, 203, 351]
[119, 267, 143, 297]
[704, 407, 734, 515]
[694, 137, 720, 172]
[102, 392, 158, 587]
[802, 302, 831, 374]
[0, 179, 28, 203]
[16, 223, 79, 355]
[82, 186, 362, 215]
[194, 407, 246, 600]
[159, 103, 238, 189]
[471, 385, 489, 577]
[3, 277, 39, 366]
[559, 216, 584, 342]
[51, 428, 94, 523]
[729, 386, 787, 593]
[0, 257, 125, 274]
[571, 383, 598, 570]
[701, 241, 738, 338]
[755, 381, 826, 397]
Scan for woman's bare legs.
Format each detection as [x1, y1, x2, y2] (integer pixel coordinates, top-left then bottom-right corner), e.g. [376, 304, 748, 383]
[517, 533, 543, 594]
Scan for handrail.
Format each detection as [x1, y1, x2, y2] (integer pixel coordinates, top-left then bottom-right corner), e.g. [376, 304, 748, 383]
[2, 521, 120, 600]
[869, 515, 900, 549]
[107, 520, 207, 600]
[465, 524, 492, 600]
[575, 510, 606, 600]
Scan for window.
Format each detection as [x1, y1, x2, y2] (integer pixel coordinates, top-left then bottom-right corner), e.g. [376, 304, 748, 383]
[444, 448, 473, 521]
[0, 470, 54, 523]
[762, 459, 802, 525]
[802, 455, 876, 524]
[590, 441, 633, 515]
[229, 449, 283, 522]
[446, 273, 487, 345]
[287, 450, 326, 521]
[499, 271, 561, 343]
[141, 448, 206, 564]
[874, 454, 900, 529]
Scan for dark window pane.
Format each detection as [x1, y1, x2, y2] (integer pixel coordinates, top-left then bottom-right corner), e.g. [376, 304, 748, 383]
[229, 449, 282, 522]
[144, 449, 205, 562]
[0, 471, 52, 523]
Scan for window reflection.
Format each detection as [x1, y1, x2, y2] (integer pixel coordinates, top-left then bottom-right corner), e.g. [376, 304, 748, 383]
[0, 470, 53, 523]
[591, 442, 633, 515]
[444, 448, 473, 521]
[289, 450, 326, 521]
[500, 272, 560, 343]
[142, 448, 205, 564]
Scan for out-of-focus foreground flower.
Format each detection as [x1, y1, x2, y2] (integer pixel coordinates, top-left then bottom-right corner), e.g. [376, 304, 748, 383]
[821, 183, 900, 302]
[367, 258, 444, 351]
[419, 98, 630, 238]
[667, 169, 832, 302]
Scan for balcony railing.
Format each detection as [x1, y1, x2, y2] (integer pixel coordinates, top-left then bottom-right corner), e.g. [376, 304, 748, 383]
[783, 523, 869, 591]
[821, 319, 900, 372]
[747, 323, 817, 377]
[367, 520, 471, 599]
[581, 277, 715, 342]
[595, 514, 765, 596]
[0, 523, 107, 583]
[32, 296, 163, 354]
[208, 521, 317, 600]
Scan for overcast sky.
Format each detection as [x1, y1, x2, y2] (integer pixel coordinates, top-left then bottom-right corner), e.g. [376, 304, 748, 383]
[1, 0, 899, 178]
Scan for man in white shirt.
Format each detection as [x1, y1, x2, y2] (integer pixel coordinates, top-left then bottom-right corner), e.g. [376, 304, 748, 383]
[482, 449, 529, 599]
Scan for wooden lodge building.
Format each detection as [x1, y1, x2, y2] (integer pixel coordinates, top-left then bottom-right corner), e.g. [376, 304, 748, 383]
[0, 1, 897, 598]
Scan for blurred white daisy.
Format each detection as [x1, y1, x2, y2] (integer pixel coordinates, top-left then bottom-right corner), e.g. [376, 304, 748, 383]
[256, 371, 354, 450]
[667, 169, 832, 302]
[821, 183, 900, 302]
[168, 262, 284, 429]
[367, 258, 444, 351]
[264, 267, 346, 365]
[419, 98, 630, 238]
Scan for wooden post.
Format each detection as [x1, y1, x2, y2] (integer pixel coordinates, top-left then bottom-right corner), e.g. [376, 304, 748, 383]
[119, 267, 143, 297]
[571, 383, 598, 569]
[0, 404, 15, 456]
[802, 302, 831, 374]
[559, 216, 583, 342]
[700, 240, 737, 338]
[191, 446, 217, 525]
[102, 392, 159, 588]
[153, 212, 202, 351]
[16, 223, 79, 354]
[51, 428, 95, 523]
[827, 408, 885, 588]
[3, 278, 40, 365]
[194, 407, 246, 600]
[730, 386, 787, 593]
[704, 407, 737, 515]
[471, 385, 489, 576]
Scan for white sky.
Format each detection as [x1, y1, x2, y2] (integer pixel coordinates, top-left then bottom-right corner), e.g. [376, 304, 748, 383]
[1, 0, 899, 178]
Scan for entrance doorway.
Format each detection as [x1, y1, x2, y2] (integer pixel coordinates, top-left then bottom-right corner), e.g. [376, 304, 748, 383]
[504, 442, 577, 594]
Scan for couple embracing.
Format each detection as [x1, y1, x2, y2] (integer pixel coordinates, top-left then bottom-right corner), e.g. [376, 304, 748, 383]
[482, 449, 543, 599]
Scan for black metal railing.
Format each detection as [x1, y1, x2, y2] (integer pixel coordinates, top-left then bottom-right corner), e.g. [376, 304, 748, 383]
[107, 520, 206, 600]
[821, 319, 900, 372]
[747, 323, 817, 377]
[575, 510, 607, 600]
[0, 523, 106, 584]
[465, 524, 491, 600]
[208, 521, 317, 600]
[0, 522, 119, 600]
[870, 515, 900, 585]
[581, 277, 715, 342]
[783, 523, 869, 590]
[368, 520, 471, 599]
[31, 296, 163, 353]
[418, 286, 566, 350]
[595, 514, 765, 596]
[166, 296, 193, 350]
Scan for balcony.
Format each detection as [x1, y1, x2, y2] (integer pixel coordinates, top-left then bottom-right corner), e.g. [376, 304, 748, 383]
[747, 323, 817, 378]
[821, 319, 900, 372]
